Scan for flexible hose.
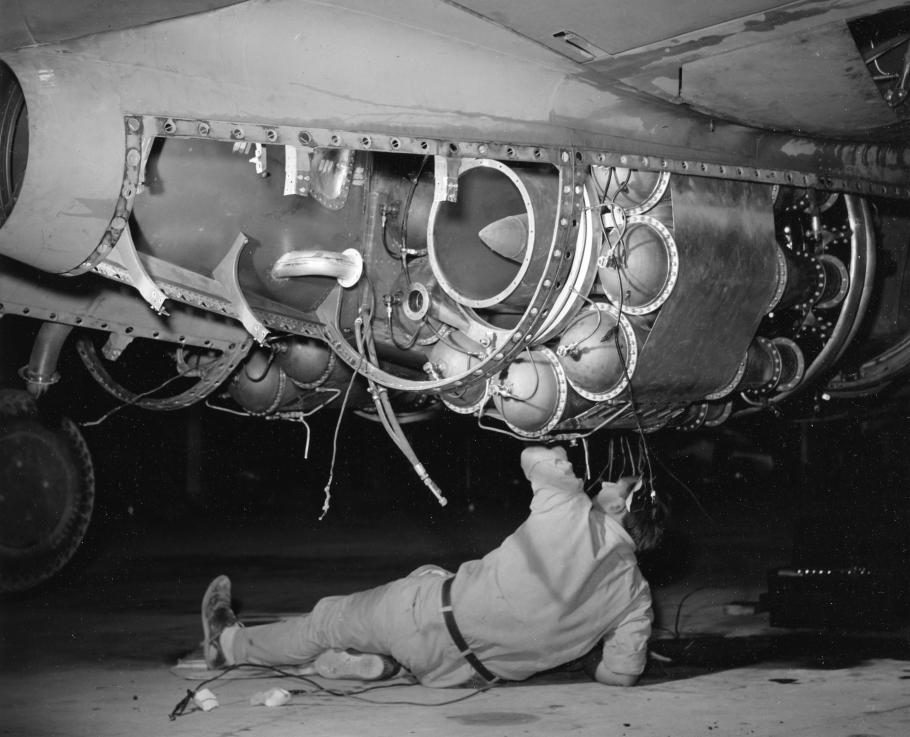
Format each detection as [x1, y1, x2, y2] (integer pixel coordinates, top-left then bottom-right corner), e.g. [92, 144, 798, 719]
[355, 315, 446, 507]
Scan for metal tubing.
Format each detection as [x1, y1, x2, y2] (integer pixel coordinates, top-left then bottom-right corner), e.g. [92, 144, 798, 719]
[271, 248, 363, 288]
[20, 321, 73, 396]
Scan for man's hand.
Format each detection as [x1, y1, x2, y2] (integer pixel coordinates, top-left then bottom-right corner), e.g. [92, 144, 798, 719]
[593, 662, 639, 687]
[520, 445, 574, 483]
[582, 642, 640, 686]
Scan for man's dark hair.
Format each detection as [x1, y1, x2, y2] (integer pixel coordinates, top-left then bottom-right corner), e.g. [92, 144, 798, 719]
[622, 492, 669, 552]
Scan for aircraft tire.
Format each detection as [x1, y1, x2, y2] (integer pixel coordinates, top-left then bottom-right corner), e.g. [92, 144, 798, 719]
[0, 393, 95, 594]
[0, 387, 37, 417]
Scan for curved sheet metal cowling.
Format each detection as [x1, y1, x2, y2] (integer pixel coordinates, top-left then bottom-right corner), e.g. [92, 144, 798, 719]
[624, 177, 780, 405]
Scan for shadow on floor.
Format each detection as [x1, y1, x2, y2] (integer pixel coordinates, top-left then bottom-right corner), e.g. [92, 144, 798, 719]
[517, 631, 910, 688]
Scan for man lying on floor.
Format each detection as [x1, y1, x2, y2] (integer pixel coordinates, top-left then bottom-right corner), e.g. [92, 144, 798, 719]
[200, 445, 667, 688]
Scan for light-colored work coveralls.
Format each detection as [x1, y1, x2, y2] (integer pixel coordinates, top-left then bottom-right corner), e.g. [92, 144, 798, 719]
[230, 448, 653, 686]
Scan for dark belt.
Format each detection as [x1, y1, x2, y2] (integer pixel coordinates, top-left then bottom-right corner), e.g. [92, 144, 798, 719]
[440, 576, 499, 684]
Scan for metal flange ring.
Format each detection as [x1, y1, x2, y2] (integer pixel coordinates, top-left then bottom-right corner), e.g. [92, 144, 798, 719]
[494, 347, 568, 438]
[597, 213, 679, 315]
[427, 158, 536, 310]
[561, 304, 638, 402]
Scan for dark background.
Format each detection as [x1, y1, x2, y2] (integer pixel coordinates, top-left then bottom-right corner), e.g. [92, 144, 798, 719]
[3, 313, 909, 594]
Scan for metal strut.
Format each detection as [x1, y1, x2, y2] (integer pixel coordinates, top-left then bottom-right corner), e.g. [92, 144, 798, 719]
[106, 225, 168, 314]
[212, 233, 270, 346]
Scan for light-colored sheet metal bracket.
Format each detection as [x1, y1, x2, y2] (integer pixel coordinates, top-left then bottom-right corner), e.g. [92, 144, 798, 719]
[434, 156, 462, 203]
[102, 226, 168, 314]
[284, 145, 313, 196]
[212, 233, 270, 346]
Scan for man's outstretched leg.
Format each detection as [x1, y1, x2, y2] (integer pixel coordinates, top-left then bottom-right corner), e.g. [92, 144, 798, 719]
[201, 575, 400, 680]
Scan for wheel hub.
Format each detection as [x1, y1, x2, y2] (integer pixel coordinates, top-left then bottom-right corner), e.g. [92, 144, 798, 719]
[0, 424, 74, 551]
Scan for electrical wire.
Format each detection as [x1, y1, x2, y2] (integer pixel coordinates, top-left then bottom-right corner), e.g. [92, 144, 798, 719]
[206, 385, 342, 421]
[296, 387, 343, 417]
[168, 662, 491, 719]
[612, 265, 657, 491]
[582, 431, 629, 492]
[386, 303, 422, 352]
[319, 366, 360, 520]
[424, 317, 482, 358]
[265, 388, 342, 461]
[380, 211, 401, 258]
[400, 155, 430, 258]
[380, 155, 430, 285]
[476, 412, 541, 441]
[589, 166, 632, 270]
[244, 348, 276, 382]
[606, 244, 717, 524]
[293, 414, 312, 458]
[556, 287, 608, 360]
[494, 345, 542, 402]
[560, 213, 659, 511]
[582, 436, 591, 480]
[650, 451, 718, 526]
[204, 399, 253, 418]
[558, 403, 632, 446]
[585, 437, 616, 493]
[672, 586, 724, 639]
[80, 368, 195, 427]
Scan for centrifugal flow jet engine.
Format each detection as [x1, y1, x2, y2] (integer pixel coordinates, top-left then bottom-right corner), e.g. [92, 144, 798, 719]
[3, 0, 910, 591]
[3, 108, 881, 437]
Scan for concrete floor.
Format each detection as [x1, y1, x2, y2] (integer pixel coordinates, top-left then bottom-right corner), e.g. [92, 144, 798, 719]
[2, 495, 909, 737]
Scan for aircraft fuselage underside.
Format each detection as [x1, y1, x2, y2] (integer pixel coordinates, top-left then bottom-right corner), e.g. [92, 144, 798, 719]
[1, 108, 899, 440]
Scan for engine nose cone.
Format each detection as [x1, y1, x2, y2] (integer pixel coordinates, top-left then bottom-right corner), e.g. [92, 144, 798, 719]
[477, 213, 529, 262]
[492, 349, 566, 436]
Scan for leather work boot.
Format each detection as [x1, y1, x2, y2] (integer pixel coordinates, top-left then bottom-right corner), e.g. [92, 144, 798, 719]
[201, 575, 240, 669]
[314, 648, 401, 681]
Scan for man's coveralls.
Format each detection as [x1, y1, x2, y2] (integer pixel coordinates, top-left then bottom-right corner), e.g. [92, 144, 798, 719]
[230, 448, 653, 686]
